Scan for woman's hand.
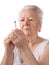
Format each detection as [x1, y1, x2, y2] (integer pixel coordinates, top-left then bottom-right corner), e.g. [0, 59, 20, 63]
[4, 29, 29, 53]
[8, 29, 28, 50]
[3, 32, 15, 65]
[4, 32, 15, 54]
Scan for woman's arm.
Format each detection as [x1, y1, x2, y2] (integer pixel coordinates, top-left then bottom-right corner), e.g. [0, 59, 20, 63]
[0, 32, 15, 65]
[11, 29, 40, 65]
[20, 43, 49, 65]
[12, 29, 49, 65]
[20, 45, 39, 65]
[1, 51, 14, 65]
[39, 42, 49, 65]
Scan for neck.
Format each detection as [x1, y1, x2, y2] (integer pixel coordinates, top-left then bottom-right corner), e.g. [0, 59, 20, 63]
[26, 34, 38, 45]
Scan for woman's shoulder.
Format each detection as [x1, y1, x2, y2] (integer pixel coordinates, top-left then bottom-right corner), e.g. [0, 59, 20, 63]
[43, 39, 49, 51]
[42, 39, 49, 53]
[38, 38, 49, 48]
[39, 39, 49, 52]
[38, 39, 49, 65]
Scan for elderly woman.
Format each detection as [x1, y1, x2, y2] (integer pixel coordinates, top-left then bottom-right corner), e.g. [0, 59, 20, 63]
[1, 5, 49, 65]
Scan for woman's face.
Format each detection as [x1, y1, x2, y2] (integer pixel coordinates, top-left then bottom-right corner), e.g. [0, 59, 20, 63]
[19, 9, 41, 36]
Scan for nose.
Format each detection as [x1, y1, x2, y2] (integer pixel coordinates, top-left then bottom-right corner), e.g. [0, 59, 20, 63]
[24, 18, 29, 25]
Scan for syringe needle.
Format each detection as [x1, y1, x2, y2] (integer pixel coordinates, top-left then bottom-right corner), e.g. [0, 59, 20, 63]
[14, 21, 16, 29]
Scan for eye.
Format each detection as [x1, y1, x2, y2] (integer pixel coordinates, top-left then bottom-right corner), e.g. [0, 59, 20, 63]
[20, 19, 24, 22]
[28, 18, 33, 21]
[29, 18, 35, 22]
[29, 19, 33, 21]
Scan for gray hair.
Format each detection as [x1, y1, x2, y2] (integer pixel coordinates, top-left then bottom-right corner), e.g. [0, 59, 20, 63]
[20, 5, 43, 20]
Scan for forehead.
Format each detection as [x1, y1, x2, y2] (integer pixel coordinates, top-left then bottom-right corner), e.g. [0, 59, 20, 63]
[19, 9, 38, 18]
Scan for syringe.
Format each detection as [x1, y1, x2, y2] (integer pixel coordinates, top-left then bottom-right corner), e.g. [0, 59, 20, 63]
[14, 21, 16, 29]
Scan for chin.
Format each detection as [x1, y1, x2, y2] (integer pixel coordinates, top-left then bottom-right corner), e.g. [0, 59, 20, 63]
[24, 32, 31, 36]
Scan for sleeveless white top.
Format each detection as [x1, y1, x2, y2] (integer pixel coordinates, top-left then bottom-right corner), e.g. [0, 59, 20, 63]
[13, 39, 49, 65]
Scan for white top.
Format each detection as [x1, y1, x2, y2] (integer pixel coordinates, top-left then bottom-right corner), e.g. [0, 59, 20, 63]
[13, 39, 49, 65]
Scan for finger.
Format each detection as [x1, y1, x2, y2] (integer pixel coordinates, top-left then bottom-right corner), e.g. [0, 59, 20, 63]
[4, 37, 11, 45]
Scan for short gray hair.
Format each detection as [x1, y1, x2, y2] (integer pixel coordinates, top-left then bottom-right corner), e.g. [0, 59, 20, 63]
[20, 5, 43, 20]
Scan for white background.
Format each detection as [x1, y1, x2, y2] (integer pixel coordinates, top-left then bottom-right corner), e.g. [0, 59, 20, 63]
[0, 0, 49, 63]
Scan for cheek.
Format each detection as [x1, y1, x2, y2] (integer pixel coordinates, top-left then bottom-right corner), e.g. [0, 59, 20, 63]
[19, 23, 24, 30]
[30, 23, 38, 32]
[31, 23, 36, 29]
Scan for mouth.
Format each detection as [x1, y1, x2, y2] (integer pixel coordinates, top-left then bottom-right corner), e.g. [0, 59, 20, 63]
[23, 28, 30, 31]
[23, 26, 30, 30]
[23, 28, 30, 32]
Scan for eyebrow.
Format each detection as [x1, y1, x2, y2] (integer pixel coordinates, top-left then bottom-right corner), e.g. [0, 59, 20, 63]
[19, 17, 24, 18]
[19, 17, 37, 19]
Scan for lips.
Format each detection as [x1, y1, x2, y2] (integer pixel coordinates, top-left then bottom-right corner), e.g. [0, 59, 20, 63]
[23, 26, 30, 30]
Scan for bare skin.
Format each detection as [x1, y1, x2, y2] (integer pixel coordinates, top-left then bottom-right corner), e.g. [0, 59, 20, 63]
[1, 9, 49, 65]
[1, 34, 14, 65]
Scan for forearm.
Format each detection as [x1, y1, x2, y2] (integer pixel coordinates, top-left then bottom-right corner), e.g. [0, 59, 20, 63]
[20, 46, 40, 65]
[1, 51, 14, 65]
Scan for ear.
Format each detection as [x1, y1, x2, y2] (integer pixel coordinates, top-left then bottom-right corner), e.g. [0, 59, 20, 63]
[38, 21, 42, 32]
